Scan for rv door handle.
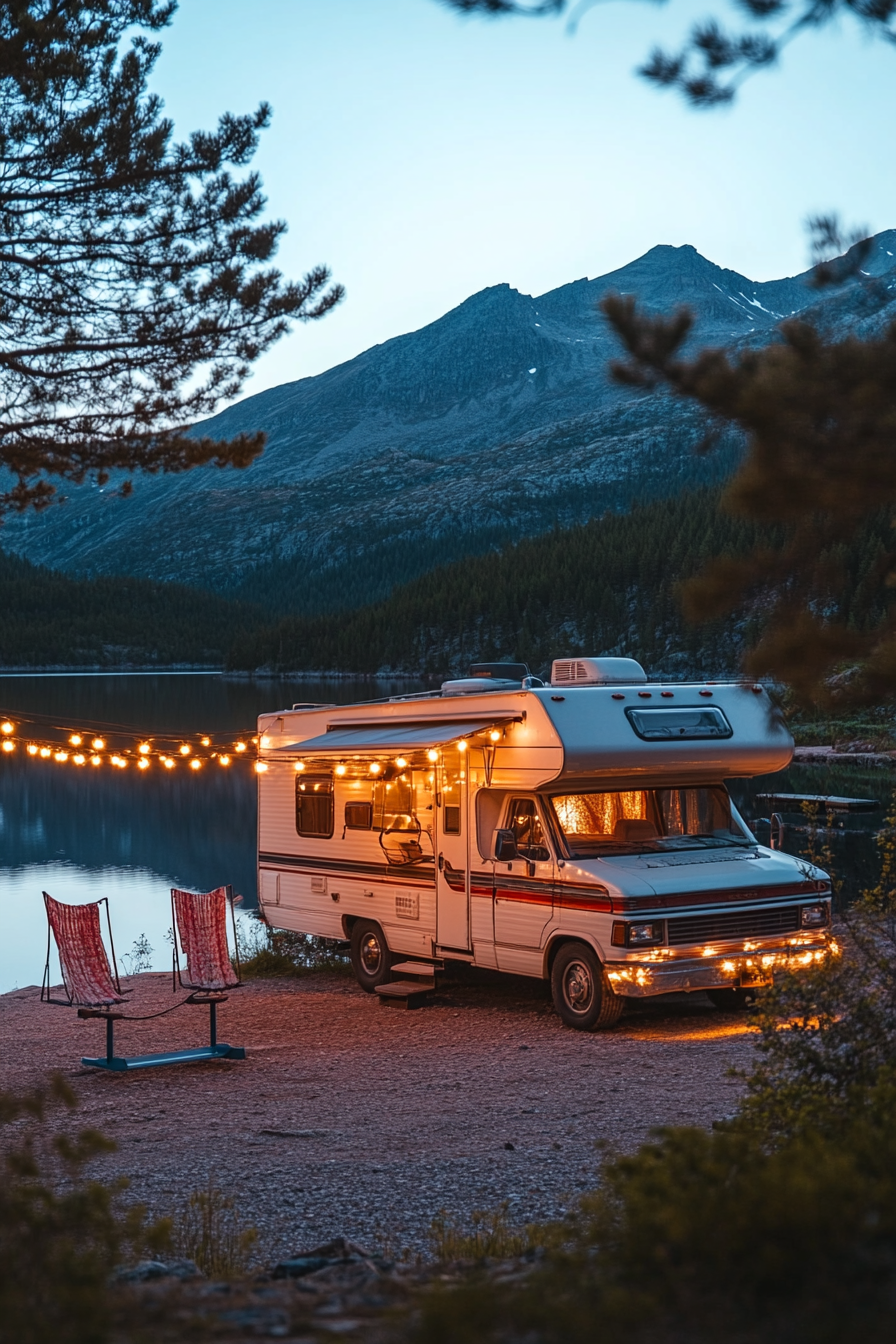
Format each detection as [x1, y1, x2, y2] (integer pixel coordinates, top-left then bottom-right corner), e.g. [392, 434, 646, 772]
[438, 852, 444, 871]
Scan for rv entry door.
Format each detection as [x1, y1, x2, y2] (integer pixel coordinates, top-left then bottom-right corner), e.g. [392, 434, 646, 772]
[436, 758, 471, 952]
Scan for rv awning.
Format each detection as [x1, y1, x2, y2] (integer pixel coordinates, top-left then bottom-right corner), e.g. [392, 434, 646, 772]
[273, 718, 516, 756]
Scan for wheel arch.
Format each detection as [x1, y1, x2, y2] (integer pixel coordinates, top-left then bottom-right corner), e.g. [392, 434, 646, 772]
[543, 931, 605, 979]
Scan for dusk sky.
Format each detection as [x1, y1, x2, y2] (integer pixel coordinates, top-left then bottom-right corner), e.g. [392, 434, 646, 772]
[154, 0, 895, 396]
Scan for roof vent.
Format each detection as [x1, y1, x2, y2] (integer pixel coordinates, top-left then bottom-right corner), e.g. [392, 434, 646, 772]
[550, 657, 647, 687]
[442, 677, 521, 696]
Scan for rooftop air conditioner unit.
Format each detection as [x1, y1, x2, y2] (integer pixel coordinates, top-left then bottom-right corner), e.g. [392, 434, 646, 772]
[550, 657, 647, 687]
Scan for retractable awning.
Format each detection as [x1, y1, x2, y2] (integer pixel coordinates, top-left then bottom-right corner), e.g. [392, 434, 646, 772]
[272, 718, 517, 756]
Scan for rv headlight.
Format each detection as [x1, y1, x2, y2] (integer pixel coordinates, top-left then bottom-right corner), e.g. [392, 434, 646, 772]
[801, 904, 829, 928]
[627, 922, 664, 947]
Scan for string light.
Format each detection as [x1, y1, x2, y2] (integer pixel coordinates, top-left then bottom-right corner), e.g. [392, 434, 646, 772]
[294, 761, 305, 772]
[457, 740, 467, 753]
[489, 729, 501, 742]
[395, 757, 408, 769]
[0, 711, 266, 779]
[369, 762, 381, 775]
[335, 763, 347, 776]
[427, 750, 439, 763]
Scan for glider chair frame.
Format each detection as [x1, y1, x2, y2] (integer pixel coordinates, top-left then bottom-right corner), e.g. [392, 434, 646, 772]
[42, 888, 245, 1072]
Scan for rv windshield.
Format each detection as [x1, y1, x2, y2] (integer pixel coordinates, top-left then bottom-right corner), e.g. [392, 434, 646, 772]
[549, 786, 752, 856]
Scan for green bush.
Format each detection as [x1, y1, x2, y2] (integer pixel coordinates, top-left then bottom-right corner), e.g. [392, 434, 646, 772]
[236, 915, 350, 978]
[0, 1075, 168, 1344]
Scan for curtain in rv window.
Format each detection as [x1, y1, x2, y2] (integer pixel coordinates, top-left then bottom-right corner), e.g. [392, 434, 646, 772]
[296, 774, 334, 838]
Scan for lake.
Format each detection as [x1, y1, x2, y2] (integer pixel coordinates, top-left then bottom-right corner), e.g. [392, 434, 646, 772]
[0, 673, 889, 993]
[0, 673, 423, 992]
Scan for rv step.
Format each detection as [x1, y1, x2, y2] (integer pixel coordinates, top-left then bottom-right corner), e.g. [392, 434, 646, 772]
[375, 979, 435, 1009]
[390, 960, 440, 977]
[434, 945, 475, 962]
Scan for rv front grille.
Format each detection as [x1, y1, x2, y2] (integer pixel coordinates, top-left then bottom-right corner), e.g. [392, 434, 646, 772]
[666, 905, 801, 947]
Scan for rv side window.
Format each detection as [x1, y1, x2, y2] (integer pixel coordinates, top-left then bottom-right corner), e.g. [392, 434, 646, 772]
[344, 800, 373, 830]
[296, 774, 334, 838]
[443, 805, 461, 834]
[625, 706, 733, 740]
[373, 778, 416, 831]
[506, 798, 551, 862]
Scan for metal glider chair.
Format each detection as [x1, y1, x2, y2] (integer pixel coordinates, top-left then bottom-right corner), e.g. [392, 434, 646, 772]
[41, 888, 245, 1072]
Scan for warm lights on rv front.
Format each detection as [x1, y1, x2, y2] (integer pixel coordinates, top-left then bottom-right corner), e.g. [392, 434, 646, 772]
[427, 750, 439, 763]
[457, 740, 467, 753]
[395, 757, 408, 769]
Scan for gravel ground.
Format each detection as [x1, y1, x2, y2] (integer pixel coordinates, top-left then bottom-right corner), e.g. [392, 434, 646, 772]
[1, 969, 756, 1261]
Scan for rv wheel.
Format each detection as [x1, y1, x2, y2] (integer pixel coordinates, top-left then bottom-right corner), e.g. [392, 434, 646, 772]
[551, 942, 624, 1031]
[350, 920, 395, 993]
[707, 988, 756, 1012]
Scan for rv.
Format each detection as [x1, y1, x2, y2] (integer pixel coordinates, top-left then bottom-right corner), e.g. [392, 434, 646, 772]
[256, 658, 832, 1030]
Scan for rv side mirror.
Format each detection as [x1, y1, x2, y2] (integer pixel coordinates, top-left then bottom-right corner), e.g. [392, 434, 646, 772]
[494, 829, 519, 861]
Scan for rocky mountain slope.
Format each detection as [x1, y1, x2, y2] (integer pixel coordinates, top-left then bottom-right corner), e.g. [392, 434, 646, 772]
[4, 231, 895, 609]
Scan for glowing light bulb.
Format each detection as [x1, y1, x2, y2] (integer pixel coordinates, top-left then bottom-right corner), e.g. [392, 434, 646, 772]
[395, 757, 407, 769]
[27, 744, 38, 756]
[201, 736, 210, 746]
[39, 747, 51, 759]
[489, 730, 501, 742]
[294, 761, 305, 772]
[235, 742, 247, 753]
[69, 734, 82, 746]
[138, 742, 151, 754]
[457, 740, 467, 753]
[255, 761, 268, 773]
[137, 758, 149, 770]
[260, 735, 271, 748]
[73, 754, 85, 766]
[179, 744, 191, 756]
[90, 755, 101, 766]
[219, 755, 231, 766]
[190, 758, 201, 771]
[163, 758, 175, 770]
[369, 762, 381, 775]
[336, 763, 347, 776]
[54, 751, 68, 763]
[92, 738, 105, 750]
[2, 740, 14, 753]
[1, 721, 13, 735]
[427, 750, 439, 763]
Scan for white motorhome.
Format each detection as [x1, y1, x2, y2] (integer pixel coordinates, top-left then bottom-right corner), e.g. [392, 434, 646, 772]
[256, 658, 832, 1030]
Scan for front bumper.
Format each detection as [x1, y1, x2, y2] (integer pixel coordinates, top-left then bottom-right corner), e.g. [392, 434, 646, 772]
[604, 933, 835, 998]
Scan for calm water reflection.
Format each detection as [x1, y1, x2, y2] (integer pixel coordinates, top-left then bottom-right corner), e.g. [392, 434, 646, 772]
[0, 674, 425, 991]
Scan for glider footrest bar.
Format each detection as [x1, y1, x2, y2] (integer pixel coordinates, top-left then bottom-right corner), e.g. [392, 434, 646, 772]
[81, 1043, 246, 1071]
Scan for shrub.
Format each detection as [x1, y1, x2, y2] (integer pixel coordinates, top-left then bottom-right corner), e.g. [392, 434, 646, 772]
[173, 1182, 258, 1279]
[0, 1075, 168, 1344]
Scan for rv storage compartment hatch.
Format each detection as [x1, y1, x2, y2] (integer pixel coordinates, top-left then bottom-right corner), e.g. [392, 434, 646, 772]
[551, 657, 647, 686]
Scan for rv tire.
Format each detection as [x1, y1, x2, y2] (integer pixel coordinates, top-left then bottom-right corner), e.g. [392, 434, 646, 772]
[550, 942, 624, 1031]
[349, 920, 395, 993]
[707, 987, 756, 1012]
